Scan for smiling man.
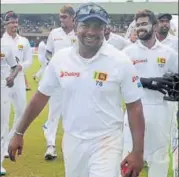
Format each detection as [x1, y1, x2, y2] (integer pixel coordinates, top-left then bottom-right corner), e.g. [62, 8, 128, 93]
[122, 9, 178, 177]
[8, 3, 145, 177]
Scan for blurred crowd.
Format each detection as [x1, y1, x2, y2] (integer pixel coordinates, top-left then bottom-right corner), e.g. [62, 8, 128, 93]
[16, 14, 134, 34]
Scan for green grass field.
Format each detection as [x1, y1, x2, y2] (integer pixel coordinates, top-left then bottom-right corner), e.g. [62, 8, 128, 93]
[3, 56, 174, 177]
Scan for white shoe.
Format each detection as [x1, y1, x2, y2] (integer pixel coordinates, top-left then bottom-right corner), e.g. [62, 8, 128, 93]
[1, 166, 6, 176]
[44, 146, 57, 160]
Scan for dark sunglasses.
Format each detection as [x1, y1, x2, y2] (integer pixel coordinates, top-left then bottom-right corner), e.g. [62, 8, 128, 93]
[60, 15, 69, 19]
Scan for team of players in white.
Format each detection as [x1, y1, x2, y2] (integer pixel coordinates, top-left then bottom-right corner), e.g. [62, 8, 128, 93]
[1, 6, 178, 177]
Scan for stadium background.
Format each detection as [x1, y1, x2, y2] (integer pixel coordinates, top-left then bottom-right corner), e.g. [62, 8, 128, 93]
[1, 0, 178, 177]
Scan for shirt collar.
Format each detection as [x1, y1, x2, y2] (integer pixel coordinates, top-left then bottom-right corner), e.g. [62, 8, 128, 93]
[3, 32, 19, 40]
[71, 39, 109, 63]
[137, 39, 161, 50]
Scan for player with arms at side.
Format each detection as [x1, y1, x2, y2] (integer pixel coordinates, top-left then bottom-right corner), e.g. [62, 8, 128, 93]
[122, 9, 178, 177]
[2, 11, 32, 157]
[42, 5, 77, 160]
[0, 18, 20, 176]
[8, 3, 145, 177]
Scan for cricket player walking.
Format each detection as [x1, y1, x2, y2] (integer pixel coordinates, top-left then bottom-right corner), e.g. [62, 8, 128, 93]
[156, 13, 178, 177]
[1, 19, 20, 175]
[2, 11, 32, 156]
[8, 3, 145, 177]
[122, 10, 178, 177]
[43, 5, 77, 160]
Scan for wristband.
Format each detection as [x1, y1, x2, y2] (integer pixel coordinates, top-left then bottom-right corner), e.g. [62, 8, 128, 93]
[15, 131, 24, 136]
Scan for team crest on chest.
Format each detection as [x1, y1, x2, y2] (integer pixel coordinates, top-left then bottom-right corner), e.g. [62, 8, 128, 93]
[157, 57, 166, 68]
[18, 44, 24, 50]
[93, 71, 108, 87]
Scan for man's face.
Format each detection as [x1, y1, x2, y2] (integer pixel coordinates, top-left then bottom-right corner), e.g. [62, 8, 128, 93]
[59, 13, 74, 28]
[6, 18, 18, 34]
[75, 18, 105, 50]
[104, 25, 111, 36]
[130, 29, 138, 42]
[136, 16, 154, 40]
[157, 16, 170, 35]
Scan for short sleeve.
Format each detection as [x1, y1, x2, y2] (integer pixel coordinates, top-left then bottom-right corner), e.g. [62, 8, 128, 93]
[6, 48, 17, 68]
[38, 62, 61, 96]
[167, 48, 178, 73]
[46, 31, 54, 54]
[120, 59, 143, 104]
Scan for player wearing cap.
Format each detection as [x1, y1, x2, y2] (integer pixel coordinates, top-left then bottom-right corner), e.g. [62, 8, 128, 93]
[2, 11, 32, 157]
[8, 3, 145, 177]
[156, 13, 178, 52]
[122, 10, 178, 177]
[43, 5, 77, 160]
[33, 37, 48, 81]
[1, 18, 20, 175]
[104, 20, 130, 50]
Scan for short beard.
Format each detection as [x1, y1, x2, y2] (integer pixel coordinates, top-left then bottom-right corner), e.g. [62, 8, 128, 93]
[158, 29, 169, 36]
[138, 28, 154, 41]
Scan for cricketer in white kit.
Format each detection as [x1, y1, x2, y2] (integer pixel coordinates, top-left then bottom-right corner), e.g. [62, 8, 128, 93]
[8, 3, 145, 177]
[122, 10, 178, 177]
[1, 19, 20, 175]
[2, 11, 32, 155]
[156, 13, 179, 177]
[42, 5, 77, 160]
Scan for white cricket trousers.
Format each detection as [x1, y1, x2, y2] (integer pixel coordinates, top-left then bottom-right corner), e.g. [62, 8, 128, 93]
[62, 130, 123, 177]
[123, 104, 171, 177]
[5, 74, 26, 151]
[1, 86, 11, 164]
[43, 91, 62, 146]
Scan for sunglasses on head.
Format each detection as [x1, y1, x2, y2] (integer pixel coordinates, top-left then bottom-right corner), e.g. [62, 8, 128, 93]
[75, 4, 109, 20]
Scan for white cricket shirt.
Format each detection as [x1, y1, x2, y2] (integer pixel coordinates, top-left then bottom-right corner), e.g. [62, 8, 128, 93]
[2, 32, 32, 76]
[1, 38, 17, 87]
[46, 27, 76, 55]
[159, 33, 178, 53]
[39, 41, 143, 139]
[106, 32, 130, 50]
[38, 41, 48, 64]
[123, 40, 178, 105]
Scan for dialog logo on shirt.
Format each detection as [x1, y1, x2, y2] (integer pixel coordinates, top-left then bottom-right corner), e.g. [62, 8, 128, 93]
[18, 44, 24, 50]
[93, 72, 108, 87]
[133, 59, 147, 65]
[157, 57, 166, 67]
[132, 75, 142, 88]
[60, 71, 80, 78]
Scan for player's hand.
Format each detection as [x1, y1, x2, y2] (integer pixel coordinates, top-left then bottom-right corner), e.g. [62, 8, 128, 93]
[8, 134, 24, 162]
[121, 151, 143, 177]
[6, 76, 14, 87]
[18, 64, 23, 71]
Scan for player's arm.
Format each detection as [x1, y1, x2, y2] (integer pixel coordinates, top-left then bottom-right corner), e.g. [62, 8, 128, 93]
[6, 48, 21, 87]
[45, 31, 54, 61]
[120, 57, 145, 176]
[16, 62, 60, 134]
[21, 39, 33, 70]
